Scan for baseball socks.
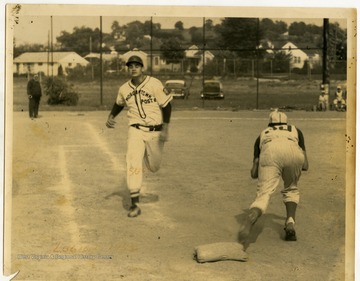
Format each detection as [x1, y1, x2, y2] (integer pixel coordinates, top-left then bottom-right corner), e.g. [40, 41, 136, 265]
[128, 194, 141, 218]
[238, 207, 262, 241]
[284, 202, 297, 241]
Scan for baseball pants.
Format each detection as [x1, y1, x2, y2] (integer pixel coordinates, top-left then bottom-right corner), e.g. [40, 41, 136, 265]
[126, 126, 164, 198]
[250, 140, 305, 213]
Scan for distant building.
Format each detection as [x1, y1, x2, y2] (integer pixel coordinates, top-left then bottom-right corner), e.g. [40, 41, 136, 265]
[84, 51, 123, 62]
[185, 45, 215, 72]
[263, 41, 321, 70]
[13, 52, 89, 76]
[281, 42, 320, 69]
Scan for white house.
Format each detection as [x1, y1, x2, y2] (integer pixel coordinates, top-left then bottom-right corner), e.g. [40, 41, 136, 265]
[185, 45, 215, 72]
[84, 51, 124, 62]
[281, 42, 307, 69]
[13, 52, 89, 76]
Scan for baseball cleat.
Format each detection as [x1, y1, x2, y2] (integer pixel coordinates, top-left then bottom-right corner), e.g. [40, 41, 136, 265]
[284, 223, 297, 241]
[128, 205, 141, 218]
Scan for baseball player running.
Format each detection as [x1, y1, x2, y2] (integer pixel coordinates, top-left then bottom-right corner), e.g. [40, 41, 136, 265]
[239, 110, 309, 242]
[106, 55, 173, 218]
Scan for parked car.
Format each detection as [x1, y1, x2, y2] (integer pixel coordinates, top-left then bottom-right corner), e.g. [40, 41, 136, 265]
[165, 80, 189, 99]
[200, 80, 224, 99]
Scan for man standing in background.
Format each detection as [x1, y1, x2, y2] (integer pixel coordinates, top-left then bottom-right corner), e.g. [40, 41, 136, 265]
[27, 74, 42, 119]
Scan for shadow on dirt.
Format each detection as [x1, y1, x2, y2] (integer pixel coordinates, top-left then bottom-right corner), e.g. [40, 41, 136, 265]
[104, 182, 159, 211]
[235, 211, 286, 250]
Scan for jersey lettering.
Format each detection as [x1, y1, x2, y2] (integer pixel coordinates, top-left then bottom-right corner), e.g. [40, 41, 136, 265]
[260, 125, 299, 149]
[116, 76, 173, 125]
[134, 90, 146, 119]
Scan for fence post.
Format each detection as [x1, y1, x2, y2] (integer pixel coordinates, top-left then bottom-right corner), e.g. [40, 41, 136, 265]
[233, 59, 236, 78]
[252, 59, 254, 79]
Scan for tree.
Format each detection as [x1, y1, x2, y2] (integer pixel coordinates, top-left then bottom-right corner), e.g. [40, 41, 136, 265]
[205, 19, 213, 30]
[272, 50, 292, 73]
[216, 18, 262, 58]
[260, 18, 288, 41]
[273, 20, 288, 34]
[189, 26, 203, 45]
[160, 37, 185, 65]
[175, 21, 184, 31]
[13, 42, 46, 58]
[289, 21, 307, 36]
[124, 21, 146, 49]
[110, 20, 123, 39]
[328, 22, 347, 61]
[144, 20, 161, 35]
[57, 26, 102, 56]
[44, 77, 79, 106]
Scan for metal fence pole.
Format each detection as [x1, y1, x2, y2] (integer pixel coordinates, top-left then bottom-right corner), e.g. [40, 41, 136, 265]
[322, 19, 330, 93]
[100, 16, 103, 106]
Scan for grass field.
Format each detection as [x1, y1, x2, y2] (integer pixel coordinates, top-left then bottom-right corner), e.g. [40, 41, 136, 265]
[7, 109, 350, 281]
[12, 76, 346, 112]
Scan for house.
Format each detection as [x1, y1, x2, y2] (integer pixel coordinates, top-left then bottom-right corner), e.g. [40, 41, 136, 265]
[84, 51, 123, 62]
[281, 42, 320, 70]
[84, 51, 125, 73]
[121, 49, 180, 73]
[185, 45, 215, 72]
[13, 52, 89, 76]
[263, 41, 321, 70]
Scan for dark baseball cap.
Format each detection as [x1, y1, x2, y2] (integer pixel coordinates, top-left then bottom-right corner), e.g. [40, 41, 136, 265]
[126, 55, 144, 67]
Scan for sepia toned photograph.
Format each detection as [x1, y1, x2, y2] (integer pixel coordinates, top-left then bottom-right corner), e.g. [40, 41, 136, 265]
[4, 3, 356, 280]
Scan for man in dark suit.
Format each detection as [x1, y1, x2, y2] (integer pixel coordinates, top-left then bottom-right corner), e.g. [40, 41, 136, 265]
[27, 74, 42, 119]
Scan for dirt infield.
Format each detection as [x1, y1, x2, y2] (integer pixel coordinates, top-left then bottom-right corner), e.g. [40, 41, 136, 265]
[8, 110, 348, 281]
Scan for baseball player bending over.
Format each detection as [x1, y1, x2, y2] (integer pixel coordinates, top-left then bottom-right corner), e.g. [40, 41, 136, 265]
[106, 55, 173, 218]
[239, 110, 309, 241]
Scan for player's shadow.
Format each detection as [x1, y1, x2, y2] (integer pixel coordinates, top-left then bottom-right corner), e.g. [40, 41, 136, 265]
[104, 181, 159, 211]
[235, 211, 285, 250]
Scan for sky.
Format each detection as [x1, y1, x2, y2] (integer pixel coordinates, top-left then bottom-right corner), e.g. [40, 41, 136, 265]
[11, 8, 348, 46]
[13, 16, 207, 45]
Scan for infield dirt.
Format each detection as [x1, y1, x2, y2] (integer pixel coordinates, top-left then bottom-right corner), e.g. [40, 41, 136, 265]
[8, 110, 349, 281]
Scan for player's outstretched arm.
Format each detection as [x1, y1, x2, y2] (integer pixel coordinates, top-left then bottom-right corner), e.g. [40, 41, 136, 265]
[302, 151, 309, 171]
[251, 158, 259, 179]
[106, 103, 124, 128]
[160, 103, 172, 142]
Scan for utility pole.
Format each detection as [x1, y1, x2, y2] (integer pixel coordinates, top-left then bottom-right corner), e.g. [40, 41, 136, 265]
[255, 18, 260, 109]
[47, 30, 50, 76]
[90, 36, 94, 80]
[50, 16, 54, 78]
[100, 16, 103, 106]
[322, 19, 330, 94]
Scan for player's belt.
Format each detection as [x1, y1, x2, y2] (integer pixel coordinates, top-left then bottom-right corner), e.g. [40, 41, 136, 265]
[131, 124, 163, 132]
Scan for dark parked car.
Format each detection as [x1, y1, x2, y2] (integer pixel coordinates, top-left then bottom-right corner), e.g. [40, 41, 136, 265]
[165, 80, 189, 99]
[200, 80, 224, 99]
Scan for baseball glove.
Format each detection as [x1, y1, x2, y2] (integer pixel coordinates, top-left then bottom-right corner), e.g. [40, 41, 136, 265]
[193, 242, 248, 263]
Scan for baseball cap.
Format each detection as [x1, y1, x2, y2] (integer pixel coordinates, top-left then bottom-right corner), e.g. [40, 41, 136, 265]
[126, 55, 143, 67]
[269, 111, 288, 124]
[337, 85, 341, 89]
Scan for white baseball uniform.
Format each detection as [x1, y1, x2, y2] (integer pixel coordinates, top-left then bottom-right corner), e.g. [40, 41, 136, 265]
[250, 124, 306, 213]
[116, 76, 173, 198]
